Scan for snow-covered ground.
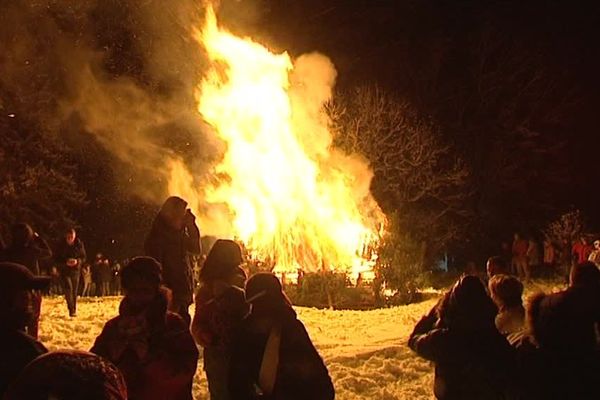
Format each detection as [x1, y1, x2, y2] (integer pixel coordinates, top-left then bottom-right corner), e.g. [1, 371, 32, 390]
[38, 296, 438, 399]
[38, 279, 564, 399]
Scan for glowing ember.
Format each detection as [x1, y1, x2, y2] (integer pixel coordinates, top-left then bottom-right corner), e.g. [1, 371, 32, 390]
[169, 6, 384, 276]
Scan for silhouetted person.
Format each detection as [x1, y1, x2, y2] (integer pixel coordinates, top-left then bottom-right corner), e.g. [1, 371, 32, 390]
[488, 274, 525, 339]
[409, 275, 517, 399]
[4, 350, 128, 400]
[572, 236, 592, 265]
[518, 264, 600, 399]
[81, 263, 93, 297]
[91, 256, 198, 400]
[526, 237, 540, 280]
[55, 228, 86, 317]
[587, 239, 600, 267]
[0, 223, 52, 338]
[0, 262, 49, 396]
[229, 273, 334, 400]
[145, 196, 201, 325]
[486, 256, 510, 279]
[512, 233, 529, 279]
[192, 239, 249, 400]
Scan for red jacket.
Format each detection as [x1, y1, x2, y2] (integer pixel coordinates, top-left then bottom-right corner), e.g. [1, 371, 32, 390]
[91, 294, 198, 400]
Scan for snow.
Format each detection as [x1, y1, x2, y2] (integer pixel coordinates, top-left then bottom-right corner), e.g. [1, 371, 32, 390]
[38, 296, 439, 399]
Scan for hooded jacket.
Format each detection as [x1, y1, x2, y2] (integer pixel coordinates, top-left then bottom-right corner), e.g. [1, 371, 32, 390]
[91, 291, 199, 400]
[229, 303, 334, 400]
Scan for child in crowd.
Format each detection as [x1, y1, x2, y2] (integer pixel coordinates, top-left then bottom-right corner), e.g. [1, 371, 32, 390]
[192, 239, 249, 400]
[91, 256, 198, 400]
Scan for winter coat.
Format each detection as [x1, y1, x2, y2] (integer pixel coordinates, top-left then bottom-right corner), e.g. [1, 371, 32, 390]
[54, 238, 86, 275]
[90, 291, 199, 400]
[515, 335, 600, 399]
[144, 219, 201, 306]
[409, 314, 517, 400]
[0, 236, 52, 275]
[0, 329, 48, 396]
[229, 305, 334, 400]
[192, 283, 249, 349]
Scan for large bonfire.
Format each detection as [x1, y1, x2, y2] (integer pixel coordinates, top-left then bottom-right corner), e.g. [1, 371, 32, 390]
[168, 5, 384, 277]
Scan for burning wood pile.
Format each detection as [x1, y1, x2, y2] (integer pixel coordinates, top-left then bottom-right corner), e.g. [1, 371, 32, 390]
[169, 6, 385, 281]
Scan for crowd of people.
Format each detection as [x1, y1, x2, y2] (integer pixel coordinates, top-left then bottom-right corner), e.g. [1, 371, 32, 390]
[503, 232, 600, 282]
[0, 196, 334, 400]
[410, 256, 600, 399]
[2, 196, 600, 399]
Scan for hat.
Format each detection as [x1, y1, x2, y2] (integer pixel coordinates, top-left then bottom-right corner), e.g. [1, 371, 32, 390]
[200, 239, 243, 281]
[245, 273, 284, 303]
[120, 256, 162, 289]
[0, 262, 51, 291]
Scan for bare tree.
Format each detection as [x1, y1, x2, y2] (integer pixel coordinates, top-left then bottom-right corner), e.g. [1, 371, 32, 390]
[327, 86, 469, 267]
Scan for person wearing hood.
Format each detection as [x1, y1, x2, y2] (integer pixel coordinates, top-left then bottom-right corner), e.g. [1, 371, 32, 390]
[192, 239, 250, 400]
[0, 262, 50, 397]
[54, 228, 86, 317]
[409, 275, 517, 399]
[144, 196, 201, 325]
[229, 273, 334, 400]
[91, 256, 199, 400]
[0, 223, 52, 338]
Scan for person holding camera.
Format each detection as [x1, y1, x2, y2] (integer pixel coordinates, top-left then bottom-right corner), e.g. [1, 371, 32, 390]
[54, 228, 86, 317]
[145, 196, 201, 325]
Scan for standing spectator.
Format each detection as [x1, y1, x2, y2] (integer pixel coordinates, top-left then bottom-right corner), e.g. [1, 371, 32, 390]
[192, 239, 249, 400]
[91, 257, 198, 400]
[587, 240, 600, 267]
[145, 196, 201, 325]
[519, 263, 600, 399]
[486, 256, 510, 279]
[0, 223, 52, 338]
[80, 263, 92, 297]
[488, 274, 525, 338]
[409, 275, 517, 399]
[542, 239, 556, 276]
[112, 261, 122, 295]
[55, 228, 86, 317]
[512, 233, 529, 279]
[98, 257, 112, 296]
[229, 273, 334, 400]
[0, 262, 49, 396]
[93, 253, 104, 296]
[571, 236, 592, 265]
[525, 238, 540, 281]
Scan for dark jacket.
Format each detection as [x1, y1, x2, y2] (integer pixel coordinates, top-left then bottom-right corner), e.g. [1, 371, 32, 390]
[0, 236, 52, 275]
[145, 220, 200, 306]
[409, 313, 517, 400]
[91, 292, 199, 400]
[0, 329, 48, 396]
[192, 283, 249, 349]
[229, 305, 334, 400]
[516, 287, 600, 399]
[54, 238, 86, 275]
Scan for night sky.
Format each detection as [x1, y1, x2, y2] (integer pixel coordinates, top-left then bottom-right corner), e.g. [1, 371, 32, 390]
[1, 0, 599, 259]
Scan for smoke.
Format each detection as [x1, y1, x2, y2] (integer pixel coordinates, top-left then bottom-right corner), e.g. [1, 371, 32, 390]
[0, 0, 222, 203]
[0, 0, 381, 243]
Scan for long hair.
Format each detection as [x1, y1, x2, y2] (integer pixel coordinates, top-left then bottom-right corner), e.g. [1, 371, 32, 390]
[437, 275, 498, 330]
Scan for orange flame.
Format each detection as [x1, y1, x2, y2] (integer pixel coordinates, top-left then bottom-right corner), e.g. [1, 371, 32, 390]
[169, 6, 384, 276]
